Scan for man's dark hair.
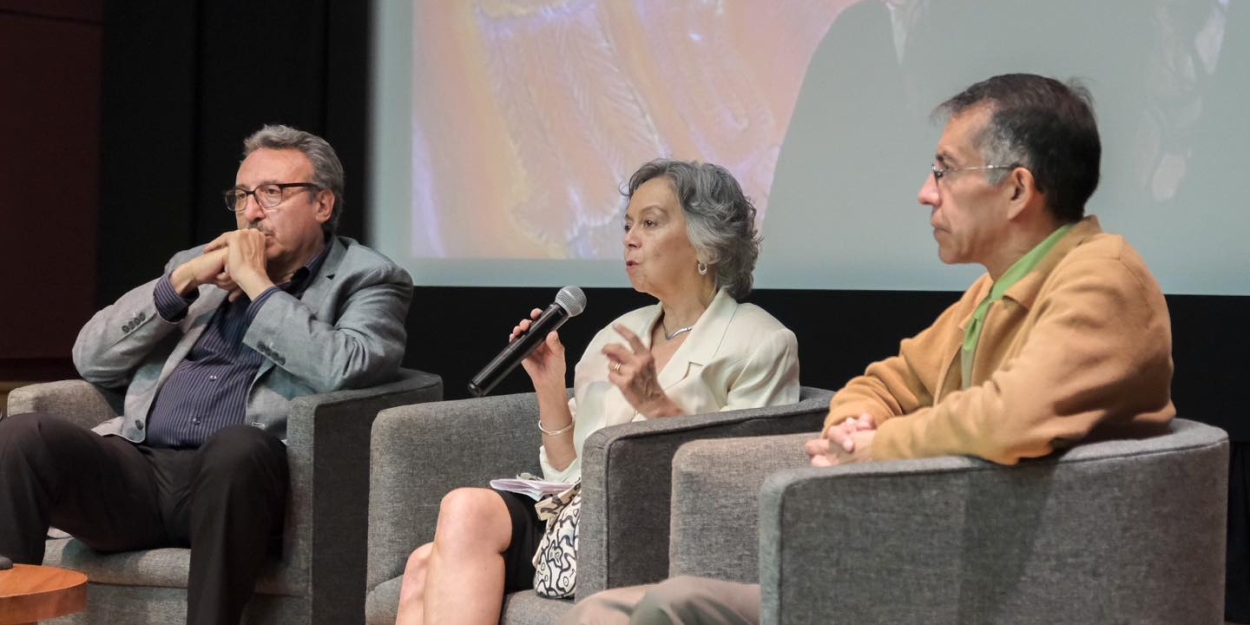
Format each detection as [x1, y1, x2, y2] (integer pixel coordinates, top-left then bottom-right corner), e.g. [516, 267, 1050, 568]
[935, 74, 1101, 223]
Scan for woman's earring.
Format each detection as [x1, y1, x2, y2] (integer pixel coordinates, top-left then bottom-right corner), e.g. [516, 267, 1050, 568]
[697, 261, 708, 275]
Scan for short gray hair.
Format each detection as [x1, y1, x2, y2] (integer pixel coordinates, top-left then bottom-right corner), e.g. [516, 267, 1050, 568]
[626, 159, 761, 299]
[242, 124, 345, 233]
[933, 74, 1100, 223]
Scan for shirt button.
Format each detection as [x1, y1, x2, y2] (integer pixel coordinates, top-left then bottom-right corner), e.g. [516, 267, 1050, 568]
[209, 375, 218, 381]
[192, 418, 201, 425]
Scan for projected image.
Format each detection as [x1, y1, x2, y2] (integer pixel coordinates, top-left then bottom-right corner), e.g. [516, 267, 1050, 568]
[386, 0, 1243, 293]
[1136, 0, 1230, 201]
[410, 0, 856, 260]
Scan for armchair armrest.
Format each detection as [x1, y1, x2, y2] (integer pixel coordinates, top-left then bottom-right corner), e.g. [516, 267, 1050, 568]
[576, 387, 833, 597]
[668, 432, 812, 583]
[5, 380, 122, 428]
[367, 391, 548, 591]
[282, 368, 442, 623]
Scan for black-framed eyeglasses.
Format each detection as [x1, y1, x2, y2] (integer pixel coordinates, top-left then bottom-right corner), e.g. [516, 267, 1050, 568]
[930, 163, 1017, 182]
[223, 182, 321, 213]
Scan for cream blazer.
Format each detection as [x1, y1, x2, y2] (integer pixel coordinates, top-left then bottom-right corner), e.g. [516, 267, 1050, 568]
[540, 289, 801, 482]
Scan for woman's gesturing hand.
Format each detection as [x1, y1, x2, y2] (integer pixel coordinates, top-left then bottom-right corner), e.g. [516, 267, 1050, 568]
[601, 324, 683, 418]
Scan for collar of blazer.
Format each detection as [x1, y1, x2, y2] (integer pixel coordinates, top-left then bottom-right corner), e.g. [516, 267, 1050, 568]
[652, 288, 738, 390]
[1000, 215, 1102, 313]
[290, 235, 347, 316]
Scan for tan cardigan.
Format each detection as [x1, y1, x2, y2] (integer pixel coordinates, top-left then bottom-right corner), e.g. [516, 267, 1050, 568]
[826, 217, 1175, 464]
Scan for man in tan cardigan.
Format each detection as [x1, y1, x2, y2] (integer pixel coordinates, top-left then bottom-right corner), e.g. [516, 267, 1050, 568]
[810, 74, 1175, 468]
[558, 73, 1176, 625]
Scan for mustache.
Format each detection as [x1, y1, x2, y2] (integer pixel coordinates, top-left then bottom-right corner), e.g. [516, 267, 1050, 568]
[246, 222, 273, 235]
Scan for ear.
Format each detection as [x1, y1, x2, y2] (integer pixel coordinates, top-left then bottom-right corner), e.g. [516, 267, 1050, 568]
[1004, 167, 1041, 221]
[314, 189, 335, 225]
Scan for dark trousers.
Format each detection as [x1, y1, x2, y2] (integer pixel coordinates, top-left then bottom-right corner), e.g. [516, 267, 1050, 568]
[0, 413, 289, 625]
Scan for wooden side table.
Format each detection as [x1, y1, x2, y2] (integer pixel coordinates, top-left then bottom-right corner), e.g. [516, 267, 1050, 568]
[0, 564, 88, 625]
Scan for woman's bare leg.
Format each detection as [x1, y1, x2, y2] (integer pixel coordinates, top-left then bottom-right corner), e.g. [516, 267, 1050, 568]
[395, 543, 434, 625]
[421, 488, 516, 625]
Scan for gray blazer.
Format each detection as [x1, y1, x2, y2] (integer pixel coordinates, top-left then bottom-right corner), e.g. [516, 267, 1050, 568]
[72, 236, 412, 442]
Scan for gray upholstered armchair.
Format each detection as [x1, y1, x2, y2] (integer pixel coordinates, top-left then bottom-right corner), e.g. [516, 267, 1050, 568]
[5, 368, 442, 625]
[667, 418, 1230, 625]
[364, 386, 834, 625]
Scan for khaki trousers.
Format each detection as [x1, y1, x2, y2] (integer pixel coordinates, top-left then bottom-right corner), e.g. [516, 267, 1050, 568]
[559, 576, 761, 625]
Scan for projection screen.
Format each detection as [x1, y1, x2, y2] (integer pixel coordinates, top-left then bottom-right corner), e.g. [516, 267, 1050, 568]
[370, 0, 1248, 295]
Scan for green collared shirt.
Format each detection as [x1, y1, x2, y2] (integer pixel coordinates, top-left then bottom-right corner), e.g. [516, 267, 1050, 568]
[961, 224, 1074, 389]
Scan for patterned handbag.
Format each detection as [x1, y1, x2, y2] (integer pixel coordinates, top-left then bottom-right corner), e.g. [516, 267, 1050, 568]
[532, 480, 583, 598]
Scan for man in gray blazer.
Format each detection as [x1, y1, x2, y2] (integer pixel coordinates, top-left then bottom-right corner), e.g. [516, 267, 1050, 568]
[0, 125, 411, 625]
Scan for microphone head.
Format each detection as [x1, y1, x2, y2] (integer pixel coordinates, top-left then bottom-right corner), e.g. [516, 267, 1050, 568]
[555, 286, 587, 317]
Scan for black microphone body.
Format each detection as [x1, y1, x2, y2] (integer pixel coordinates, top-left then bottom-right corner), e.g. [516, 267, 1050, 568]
[468, 287, 585, 397]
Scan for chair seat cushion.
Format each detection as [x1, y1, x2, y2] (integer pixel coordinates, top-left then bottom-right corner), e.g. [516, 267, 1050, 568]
[500, 590, 574, 625]
[364, 576, 573, 625]
[364, 576, 403, 625]
[44, 538, 300, 596]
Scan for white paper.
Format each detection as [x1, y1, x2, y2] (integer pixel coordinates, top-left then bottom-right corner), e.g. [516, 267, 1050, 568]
[490, 477, 576, 501]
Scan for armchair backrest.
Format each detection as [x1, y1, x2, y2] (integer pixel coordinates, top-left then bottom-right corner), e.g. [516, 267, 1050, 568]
[367, 390, 547, 590]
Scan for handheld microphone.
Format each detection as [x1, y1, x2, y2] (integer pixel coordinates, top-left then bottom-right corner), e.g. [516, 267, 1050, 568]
[468, 286, 587, 397]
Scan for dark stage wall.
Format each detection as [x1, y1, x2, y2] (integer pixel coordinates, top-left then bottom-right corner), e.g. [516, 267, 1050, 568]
[0, 2, 102, 380]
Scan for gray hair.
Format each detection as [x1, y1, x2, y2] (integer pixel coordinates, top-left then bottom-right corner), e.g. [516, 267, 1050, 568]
[933, 74, 1101, 223]
[242, 124, 346, 233]
[626, 159, 761, 299]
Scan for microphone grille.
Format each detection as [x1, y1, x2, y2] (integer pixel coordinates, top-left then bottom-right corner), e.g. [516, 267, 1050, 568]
[556, 286, 587, 317]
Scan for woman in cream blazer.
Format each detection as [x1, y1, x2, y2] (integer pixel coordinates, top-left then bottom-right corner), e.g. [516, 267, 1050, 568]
[542, 287, 799, 482]
[397, 160, 800, 625]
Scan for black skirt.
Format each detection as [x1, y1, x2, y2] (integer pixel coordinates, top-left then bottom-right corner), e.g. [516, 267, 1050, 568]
[493, 488, 547, 592]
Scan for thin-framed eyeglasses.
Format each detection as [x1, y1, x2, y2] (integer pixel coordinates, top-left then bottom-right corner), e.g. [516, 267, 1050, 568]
[223, 182, 321, 213]
[930, 163, 1017, 182]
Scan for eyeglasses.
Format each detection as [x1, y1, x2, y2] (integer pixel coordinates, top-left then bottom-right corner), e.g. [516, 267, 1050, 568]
[223, 182, 321, 213]
[931, 163, 1017, 182]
